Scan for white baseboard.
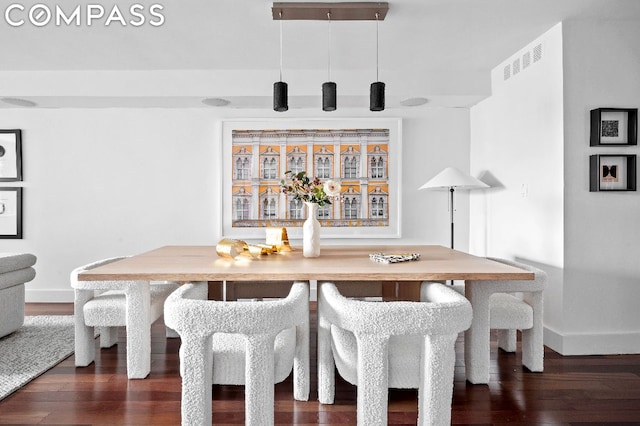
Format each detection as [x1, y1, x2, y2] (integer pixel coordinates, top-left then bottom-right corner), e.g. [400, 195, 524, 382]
[545, 326, 640, 355]
[26, 289, 74, 303]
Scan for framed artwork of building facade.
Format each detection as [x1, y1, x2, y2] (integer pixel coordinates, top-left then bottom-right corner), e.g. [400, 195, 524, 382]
[222, 119, 402, 239]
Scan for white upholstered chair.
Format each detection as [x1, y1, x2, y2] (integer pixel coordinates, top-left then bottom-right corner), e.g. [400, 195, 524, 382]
[464, 257, 547, 384]
[318, 281, 472, 426]
[70, 256, 179, 379]
[164, 281, 310, 426]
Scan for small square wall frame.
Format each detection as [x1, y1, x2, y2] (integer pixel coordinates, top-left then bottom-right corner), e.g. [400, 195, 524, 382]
[589, 154, 637, 192]
[590, 108, 638, 146]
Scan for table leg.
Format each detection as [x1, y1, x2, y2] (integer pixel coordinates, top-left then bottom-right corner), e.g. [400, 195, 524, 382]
[464, 283, 491, 384]
[208, 281, 224, 300]
[395, 281, 421, 301]
[125, 281, 151, 379]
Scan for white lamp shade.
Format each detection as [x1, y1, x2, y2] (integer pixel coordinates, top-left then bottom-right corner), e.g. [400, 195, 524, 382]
[419, 167, 489, 190]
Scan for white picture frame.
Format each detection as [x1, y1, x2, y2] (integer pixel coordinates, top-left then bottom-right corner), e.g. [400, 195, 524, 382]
[221, 118, 402, 240]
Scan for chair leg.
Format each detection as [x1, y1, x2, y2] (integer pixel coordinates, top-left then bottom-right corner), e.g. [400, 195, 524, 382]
[317, 286, 335, 404]
[245, 335, 276, 426]
[521, 293, 544, 372]
[180, 334, 214, 426]
[497, 329, 517, 352]
[464, 284, 491, 384]
[293, 320, 310, 401]
[356, 335, 389, 426]
[74, 290, 95, 367]
[419, 334, 457, 426]
[100, 326, 119, 348]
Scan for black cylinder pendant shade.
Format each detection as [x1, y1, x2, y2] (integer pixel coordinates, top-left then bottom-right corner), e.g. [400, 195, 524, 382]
[273, 81, 288, 112]
[322, 81, 337, 111]
[370, 81, 385, 112]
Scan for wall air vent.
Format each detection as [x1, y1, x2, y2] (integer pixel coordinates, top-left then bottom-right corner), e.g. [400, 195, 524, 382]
[533, 44, 543, 62]
[512, 58, 521, 75]
[498, 42, 543, 86]
[503, 64, 511, 81]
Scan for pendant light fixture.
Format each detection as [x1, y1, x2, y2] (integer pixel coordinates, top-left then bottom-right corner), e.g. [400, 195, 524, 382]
[370, 11, 385, 111]
[273, 11, 288, 112]
[322, 11, 336, 112]
[272, 2, 389, 112]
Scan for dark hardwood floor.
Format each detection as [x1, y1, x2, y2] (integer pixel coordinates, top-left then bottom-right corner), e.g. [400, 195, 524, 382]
[1, 303, 640, 425]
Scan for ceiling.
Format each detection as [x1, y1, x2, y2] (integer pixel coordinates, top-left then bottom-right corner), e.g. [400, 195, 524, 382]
[2, 0, 640, 109]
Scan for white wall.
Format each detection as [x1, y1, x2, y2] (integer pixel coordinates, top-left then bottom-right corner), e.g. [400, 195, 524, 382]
[0, 106, 470, 302]
[560, 19, 640, 354]
[469, 24, 565, 338]
[471, 19, 640, 355]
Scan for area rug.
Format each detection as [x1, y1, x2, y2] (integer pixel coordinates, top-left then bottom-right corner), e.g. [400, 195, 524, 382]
[0, 315, 75, 401]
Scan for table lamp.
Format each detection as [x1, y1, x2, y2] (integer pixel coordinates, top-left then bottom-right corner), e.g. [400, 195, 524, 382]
[419, 167, 488, 249]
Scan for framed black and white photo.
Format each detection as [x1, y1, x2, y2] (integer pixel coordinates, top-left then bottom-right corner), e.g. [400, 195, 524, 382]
[0, 129, 23, 181]
[589, 154, 637, 192]
[590, 108, 638, 146]
[0, 187, 22, 239]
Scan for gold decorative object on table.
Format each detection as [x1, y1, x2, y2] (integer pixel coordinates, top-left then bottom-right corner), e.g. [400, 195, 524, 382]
[215, 239, 248, 259]
[216, 238, 279, 259]
[265, 227, 292, 251]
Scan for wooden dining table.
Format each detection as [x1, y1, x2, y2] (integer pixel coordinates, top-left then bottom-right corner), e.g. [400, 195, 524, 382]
[78, 244, 534, 384]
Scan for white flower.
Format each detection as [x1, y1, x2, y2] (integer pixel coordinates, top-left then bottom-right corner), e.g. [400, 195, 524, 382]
[323, 180, 341, 197]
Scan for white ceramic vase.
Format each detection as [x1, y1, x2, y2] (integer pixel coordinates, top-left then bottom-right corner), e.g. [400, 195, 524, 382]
[303, 202, 321, 258]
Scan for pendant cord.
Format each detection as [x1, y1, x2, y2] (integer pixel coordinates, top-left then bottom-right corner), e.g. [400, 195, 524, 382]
[327, 12, 331, 81]
[375, 12, 379, 82]
[279, 11, 283, 82]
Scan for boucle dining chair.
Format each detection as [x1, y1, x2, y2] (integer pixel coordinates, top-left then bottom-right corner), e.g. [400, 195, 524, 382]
[464, 257, 547, 384]
[70, 256, 179, 379]
[164, 281, 310, 426]
[318, 281, 472, 426]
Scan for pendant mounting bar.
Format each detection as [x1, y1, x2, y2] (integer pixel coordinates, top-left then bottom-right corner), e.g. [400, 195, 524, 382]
[272, 2, 388, 21]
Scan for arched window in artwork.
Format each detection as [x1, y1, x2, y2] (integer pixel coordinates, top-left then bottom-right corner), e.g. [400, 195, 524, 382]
[371, 157, 384, 178]
[263, 197, 277, 219]
[317, 157, 331, 178]
[289, 198, 303, 219]
[369, 192, 387, 219]
[235, 197, 250, 220]
[376, 197, 385, 217]
[263, 158, 277, 179]
[235, 198, 244, 220]
[344, 157, 358, 178]
[344, 197, 359, 219]
[318, 204, 330, 219]
[371, 197, 379, 217]
[289, 156, 304, 173]
[235, 157, 251, 180]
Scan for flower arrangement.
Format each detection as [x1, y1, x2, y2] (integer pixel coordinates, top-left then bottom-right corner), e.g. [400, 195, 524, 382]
[280, 171, 341, 206]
